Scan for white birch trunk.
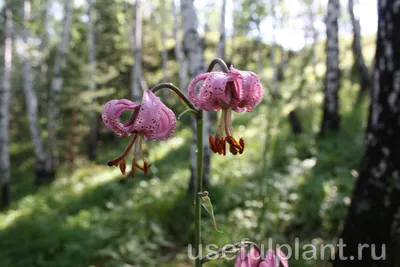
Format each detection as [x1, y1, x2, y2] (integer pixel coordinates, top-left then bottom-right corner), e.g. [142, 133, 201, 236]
[0, 6, 13, 207]
[161, 0, 168, 82]
[87, 0, 97, 160]
[217, 0, 226, 60]
[131, 0, 142, 100]
[348, 0, 371, 98]
[181, 0, 210, 190]
[256, 22, 263, 77]
[37, 0, 50, 101]
[172, 0, 187, 90]
[46, 0, 73, 173]
[22, 0, 46, 167]
[321, 0, 340, 133]
[270, 0, 278, 96]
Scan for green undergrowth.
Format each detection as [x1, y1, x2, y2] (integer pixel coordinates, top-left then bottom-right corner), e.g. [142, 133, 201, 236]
[1, 91, 369, 267]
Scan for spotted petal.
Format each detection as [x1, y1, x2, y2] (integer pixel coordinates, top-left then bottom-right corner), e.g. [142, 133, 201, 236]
[134, 90, 176, 140]
[188, 71, 237, 111]
[149, 101, 177, 140]
[230, 66, 263, 113]
[102, 99, 139, 137]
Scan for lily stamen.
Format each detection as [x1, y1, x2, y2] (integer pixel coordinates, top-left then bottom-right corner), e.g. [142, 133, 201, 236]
[107, 134, 138, 166]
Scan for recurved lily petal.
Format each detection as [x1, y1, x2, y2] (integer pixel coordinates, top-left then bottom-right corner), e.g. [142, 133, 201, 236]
[277, 248, 289, 267]
[259, 249, 288, 267]
[230, 66, 263, 113]
[235, 248, 247, 267]
[149, 103, 177, 140]
[188, 71, 236, 111]
[261, 250, 277, 267]
[102, 99, 139, 137]
[133, 90, 162, 137]
[234, 247, 260, 267]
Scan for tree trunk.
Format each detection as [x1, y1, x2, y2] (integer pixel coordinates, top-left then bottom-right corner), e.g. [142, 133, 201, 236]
[87, 0, 98, 160]
[172, 0, 187, 90]
[306, 0, 318, 77]
[22, 0, 47, 183]
[320, 0, 340, 134]
[181, 0, 210, 191]
[131, 0, 142, 101]
[270, 0, 278, 97]
[37, 0, 50, 117]
[348, 0, 371, 101]
[161, 0, 168, 82]
[46, 0, 73, 175]
[217, 0, 226, 60]
[0, 6, 13, 208]
[333, 1, 400, 266]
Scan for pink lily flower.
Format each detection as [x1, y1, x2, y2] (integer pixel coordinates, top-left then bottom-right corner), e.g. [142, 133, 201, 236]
[234, 248, 288, 267]
[102, 90, 176, 178]
[188, 66, 263, 155]
[235, 247, 261, 267]
[259, 249, 288, 267]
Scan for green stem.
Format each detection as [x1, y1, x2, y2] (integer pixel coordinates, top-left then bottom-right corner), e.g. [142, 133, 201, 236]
[150, 82, 201, 118]
[207, 58, 230, 72]
[195, 114, 203, 267]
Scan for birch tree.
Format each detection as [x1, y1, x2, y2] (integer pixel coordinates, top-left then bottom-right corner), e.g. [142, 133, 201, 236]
[22, 0, 46, 180]
[320, 0, 340, 134]
[160, 0, 168, 82]
[37, 0, 50, 106]
[269, 0, 278, 96]
[131, 0, 142, 100]
[348, 0, 371, 100]
[0, 6, 13, 207]
[180, 0, 210, 191]
[46, 0, 73, 174]
[333, 1, 400, 265]
[217, 0, 226, 60]
[87, 0, 97, 160]
[172, 0, 187, 90]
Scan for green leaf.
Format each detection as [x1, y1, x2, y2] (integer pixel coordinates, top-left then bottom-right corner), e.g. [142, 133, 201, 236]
[178, 109, 197, 120]
[199, 194, 223, 233]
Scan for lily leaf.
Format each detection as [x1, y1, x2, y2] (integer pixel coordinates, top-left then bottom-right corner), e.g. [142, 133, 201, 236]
[199, 193, 223, 233]
[178, 109, 197, 119]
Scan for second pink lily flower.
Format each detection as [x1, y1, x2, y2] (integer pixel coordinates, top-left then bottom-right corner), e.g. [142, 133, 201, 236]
[235, 247, 288, 267]
[188, 66, 263, 155]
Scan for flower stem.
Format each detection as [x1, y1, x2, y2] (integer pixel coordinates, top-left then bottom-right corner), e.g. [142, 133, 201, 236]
[207, 58, 229, 73]
[150, 83, 200, 118]
[195, 114, 203, 267]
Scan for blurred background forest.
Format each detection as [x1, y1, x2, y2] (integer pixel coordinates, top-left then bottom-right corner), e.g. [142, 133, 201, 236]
[0, 0, 394, 266]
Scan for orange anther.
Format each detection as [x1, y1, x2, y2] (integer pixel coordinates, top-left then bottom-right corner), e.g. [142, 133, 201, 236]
[143, 161, 152, 176]
[209, 135, 218, 153]
[239, 137, 245, 154]
[119, 159, 126, 175]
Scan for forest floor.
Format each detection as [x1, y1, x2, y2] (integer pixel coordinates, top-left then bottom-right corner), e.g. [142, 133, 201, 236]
[0, 91, 368, 266]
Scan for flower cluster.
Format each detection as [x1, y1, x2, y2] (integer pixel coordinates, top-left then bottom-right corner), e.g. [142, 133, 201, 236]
[101, 64, 263, 177]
